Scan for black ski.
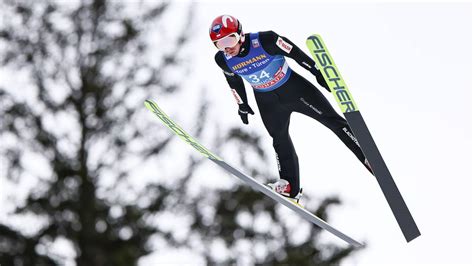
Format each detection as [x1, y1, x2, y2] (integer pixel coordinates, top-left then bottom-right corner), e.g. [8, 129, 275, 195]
[306, 34, 420, 242]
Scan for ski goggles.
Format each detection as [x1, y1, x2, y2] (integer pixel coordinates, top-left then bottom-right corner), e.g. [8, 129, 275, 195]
[213, 33, 240, 50]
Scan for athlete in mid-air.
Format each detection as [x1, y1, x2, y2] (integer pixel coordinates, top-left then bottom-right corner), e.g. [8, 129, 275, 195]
[210, 15, 373, 202]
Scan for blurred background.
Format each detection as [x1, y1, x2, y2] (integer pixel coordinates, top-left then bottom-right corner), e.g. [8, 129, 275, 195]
[0, 1, 472, 265]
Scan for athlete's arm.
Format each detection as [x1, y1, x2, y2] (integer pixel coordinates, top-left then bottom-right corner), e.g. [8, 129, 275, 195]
[214, 52, 254, 124]
[259, 31, 330, 92]
[215, 52, 249, 105]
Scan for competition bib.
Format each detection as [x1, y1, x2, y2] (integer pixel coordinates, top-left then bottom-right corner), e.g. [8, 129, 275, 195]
[224, 33, 292, 92]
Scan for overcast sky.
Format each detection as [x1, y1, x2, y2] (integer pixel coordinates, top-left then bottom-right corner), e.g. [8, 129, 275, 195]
[159, 1, 472, 265]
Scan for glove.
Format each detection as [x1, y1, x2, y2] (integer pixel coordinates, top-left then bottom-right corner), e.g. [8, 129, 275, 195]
[311, 68, 331, 92]
[315, 71, 331, 93]
[238, 103, 254, 125]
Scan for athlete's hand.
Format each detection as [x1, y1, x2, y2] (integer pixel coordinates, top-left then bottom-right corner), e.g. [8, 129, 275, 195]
[238, 103, 255, 125]
[315, 71, 331, 93]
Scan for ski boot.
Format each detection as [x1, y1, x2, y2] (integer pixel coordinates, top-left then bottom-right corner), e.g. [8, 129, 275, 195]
[266, 179, 303, 207]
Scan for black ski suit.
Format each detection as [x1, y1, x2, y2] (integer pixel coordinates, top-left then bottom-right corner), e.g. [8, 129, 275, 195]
[215, 31, 371, 197]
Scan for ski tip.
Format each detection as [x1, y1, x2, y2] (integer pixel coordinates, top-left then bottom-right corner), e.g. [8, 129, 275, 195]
[144, 99, 154, 106]
[144, 99, 158, 110]
[306, 33, 322, 40]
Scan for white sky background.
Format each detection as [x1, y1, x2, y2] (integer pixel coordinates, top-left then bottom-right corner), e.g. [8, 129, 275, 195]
[159, 1, 472, 265]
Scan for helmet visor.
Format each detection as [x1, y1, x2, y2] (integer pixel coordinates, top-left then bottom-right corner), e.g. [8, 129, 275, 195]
[213, 33, 240, 51]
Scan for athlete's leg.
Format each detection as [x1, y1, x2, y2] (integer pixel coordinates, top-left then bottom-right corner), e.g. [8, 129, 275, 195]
[255, 92, 301, 197]
[283, 73, 373, 174]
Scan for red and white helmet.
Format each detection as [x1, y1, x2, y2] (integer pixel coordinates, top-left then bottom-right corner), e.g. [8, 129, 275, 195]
[209, 15, 243, 50]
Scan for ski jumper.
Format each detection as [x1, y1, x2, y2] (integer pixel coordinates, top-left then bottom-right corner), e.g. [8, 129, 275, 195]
[215, 31, 371, 197]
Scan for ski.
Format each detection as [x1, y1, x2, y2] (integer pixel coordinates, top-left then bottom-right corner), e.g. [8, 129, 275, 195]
[144, 99, 363, 247]
[306, 34, 420, 242]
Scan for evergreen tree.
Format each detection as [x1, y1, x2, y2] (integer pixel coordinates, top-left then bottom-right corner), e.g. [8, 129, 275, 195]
[0, 1, 197, 265]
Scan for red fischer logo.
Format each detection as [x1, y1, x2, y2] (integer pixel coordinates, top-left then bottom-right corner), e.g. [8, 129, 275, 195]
[253, 67, 286, 89]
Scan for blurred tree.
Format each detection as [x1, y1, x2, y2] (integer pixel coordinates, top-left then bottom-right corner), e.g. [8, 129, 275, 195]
[0, 0, 362, 265]
[0, 0, 199, 265]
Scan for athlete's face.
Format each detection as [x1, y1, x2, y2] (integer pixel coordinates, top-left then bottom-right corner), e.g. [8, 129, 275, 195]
[224, 42, 241, 56]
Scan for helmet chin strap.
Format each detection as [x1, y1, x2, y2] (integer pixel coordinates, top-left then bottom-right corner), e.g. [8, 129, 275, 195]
[240, 32, 245, 43]
[238, 33, 245, 53]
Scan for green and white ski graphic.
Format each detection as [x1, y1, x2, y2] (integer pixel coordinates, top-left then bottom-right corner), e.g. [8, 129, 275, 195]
[144, 100, 221, 161]
[306, 34, 420, 242]
[144, 99, 363, 247]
